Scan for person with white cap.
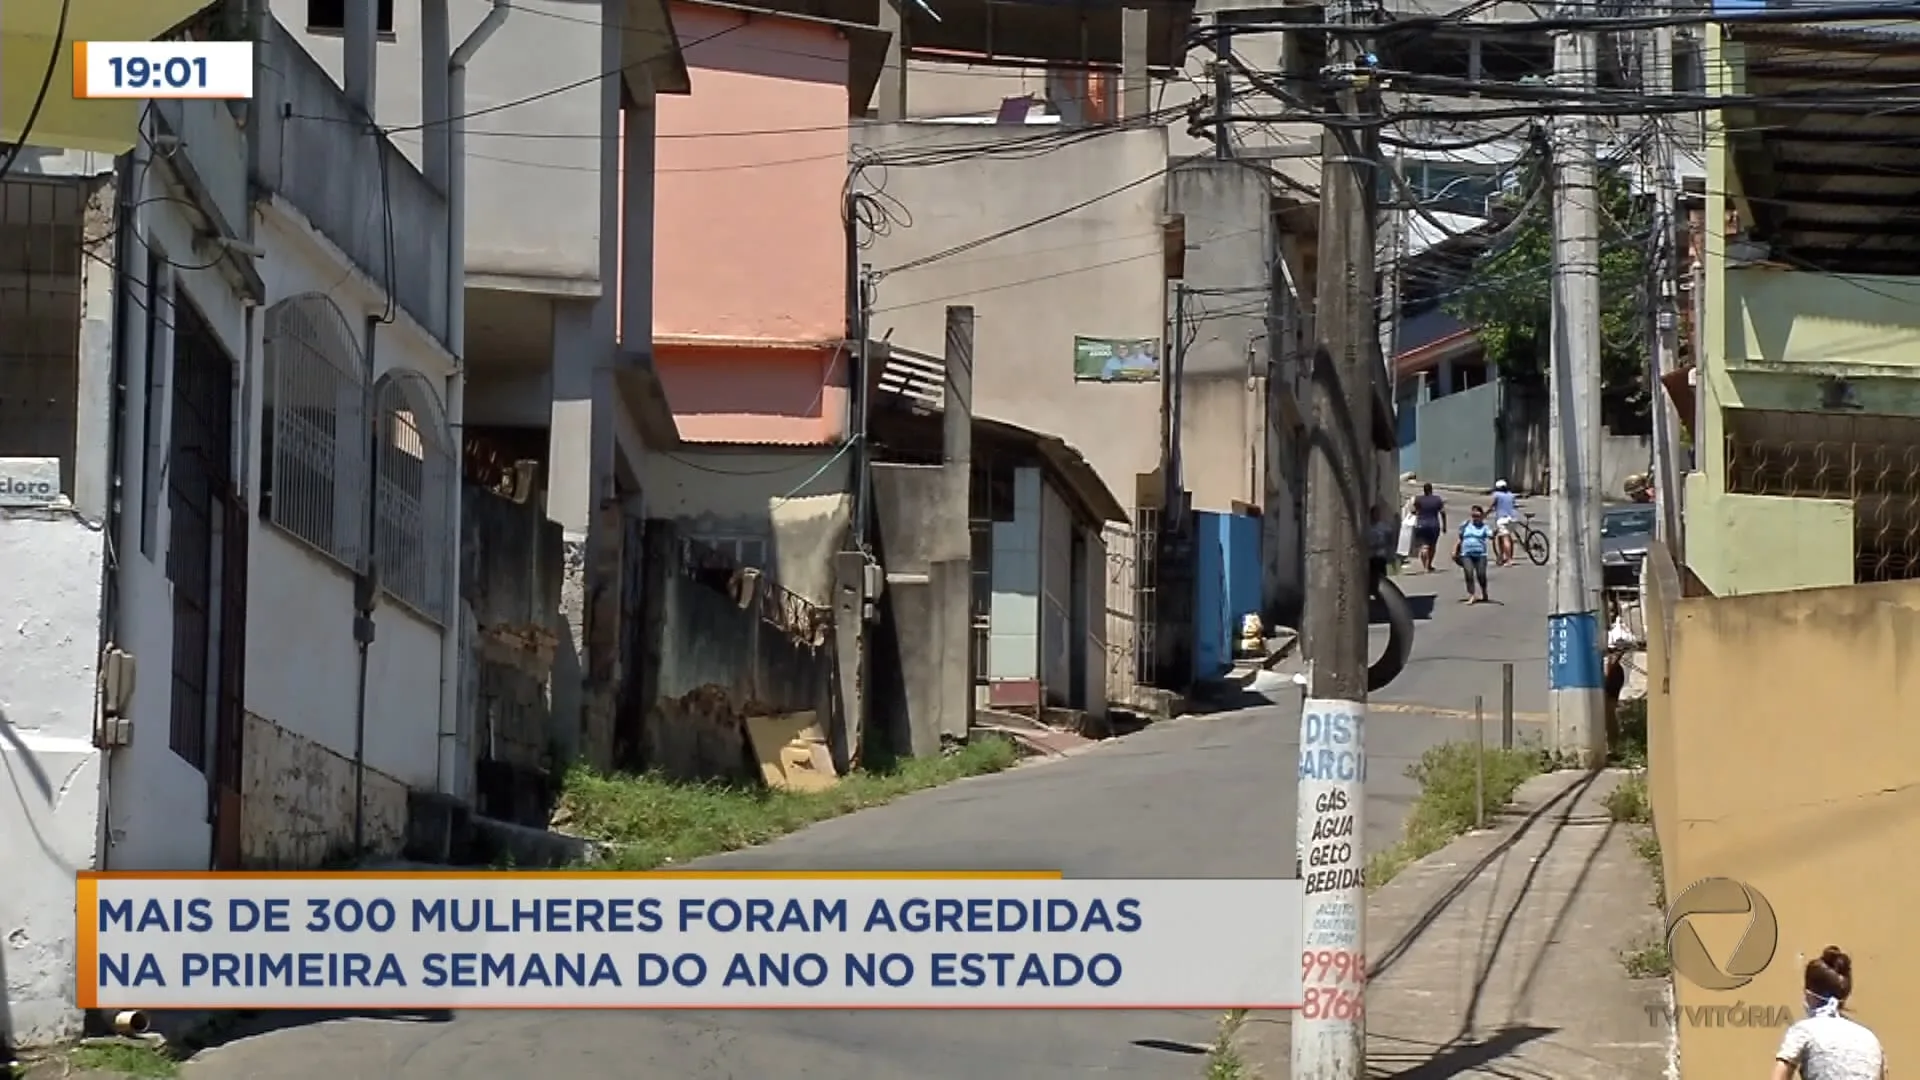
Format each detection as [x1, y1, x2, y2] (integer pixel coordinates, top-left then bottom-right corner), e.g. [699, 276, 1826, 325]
[1490, 480, 1521, 566]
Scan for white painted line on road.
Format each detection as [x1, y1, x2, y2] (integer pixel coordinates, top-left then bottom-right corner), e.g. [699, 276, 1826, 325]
[1369, 702, 1549, 724]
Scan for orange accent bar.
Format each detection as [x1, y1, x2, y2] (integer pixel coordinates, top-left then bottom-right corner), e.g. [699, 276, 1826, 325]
[75, 877, 99, 1010]
[71, 41, 89, 100]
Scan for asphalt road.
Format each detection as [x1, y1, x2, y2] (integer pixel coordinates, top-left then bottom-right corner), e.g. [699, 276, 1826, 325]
[183, 559, 1552, 1080]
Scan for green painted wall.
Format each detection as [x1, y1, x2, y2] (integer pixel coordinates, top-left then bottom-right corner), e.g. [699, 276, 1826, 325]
[1683, 477, 1855, 596]
[1689, 23, 1920, 597]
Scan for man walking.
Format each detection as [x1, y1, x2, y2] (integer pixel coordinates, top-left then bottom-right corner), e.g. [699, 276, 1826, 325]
[1454, 505, 1495, 604]
[1410, 483, 1447, 573]
[1490, 480, 1521, 567]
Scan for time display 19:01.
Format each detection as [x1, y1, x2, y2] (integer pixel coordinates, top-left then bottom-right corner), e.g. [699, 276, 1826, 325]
[108, 56, 210, 91]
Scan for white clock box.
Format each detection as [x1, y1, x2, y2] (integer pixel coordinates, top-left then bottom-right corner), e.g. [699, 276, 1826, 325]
[0, 458, 63, 508]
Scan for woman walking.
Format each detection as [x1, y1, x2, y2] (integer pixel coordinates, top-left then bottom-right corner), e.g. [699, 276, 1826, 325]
[1409, 483, 1446, 573]
[1453, 505, 1495, 604]
[1772, 946, 1885, 1080]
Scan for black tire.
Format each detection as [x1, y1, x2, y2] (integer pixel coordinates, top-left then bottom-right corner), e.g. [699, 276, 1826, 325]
[1368, 575, 1416, 692]
[1524, 527, 1550, 566]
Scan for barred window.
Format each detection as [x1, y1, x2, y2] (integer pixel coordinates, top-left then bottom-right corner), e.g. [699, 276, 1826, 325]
[0, 178, 84, 496]
[261, 293, 367, 568]
[692, 533, 767, 571]
[373, 372, 453, 624]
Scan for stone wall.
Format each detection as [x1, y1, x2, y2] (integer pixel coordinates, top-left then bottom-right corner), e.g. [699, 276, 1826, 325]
[239, 712, 407, 868]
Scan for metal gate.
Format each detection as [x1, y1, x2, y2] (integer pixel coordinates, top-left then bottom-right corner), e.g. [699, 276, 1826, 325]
[165, 294, 244, 867]
[1102, 508, 1160, 707]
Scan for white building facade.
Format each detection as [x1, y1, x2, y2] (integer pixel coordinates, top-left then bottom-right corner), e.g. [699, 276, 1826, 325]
[277, 0, 689, 771]
[1, 6, 470, 1044]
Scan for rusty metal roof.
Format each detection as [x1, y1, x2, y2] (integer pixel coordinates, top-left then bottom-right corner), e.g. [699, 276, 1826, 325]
[1724, 23, 1920, 275]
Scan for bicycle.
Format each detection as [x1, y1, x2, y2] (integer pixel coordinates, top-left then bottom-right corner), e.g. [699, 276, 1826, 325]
[1509, 512, 1551, 567]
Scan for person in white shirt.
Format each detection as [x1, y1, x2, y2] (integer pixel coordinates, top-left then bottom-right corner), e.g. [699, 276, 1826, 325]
[1489, 480, 1521, 566]
[1772, 946, 1885, 1080]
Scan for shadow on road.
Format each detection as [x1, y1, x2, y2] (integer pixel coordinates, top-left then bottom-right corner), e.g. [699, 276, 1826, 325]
[1365, 770, 1614, 1080]
[1374, 590, 1438, 623]
[1368, 1025, 1559, 1079]
[154, 1009, 453, 1056]
[1129, 1037, 1208, 1056]
[1368, 772, 1596, 984]
[1466, 784, 1616, 1033]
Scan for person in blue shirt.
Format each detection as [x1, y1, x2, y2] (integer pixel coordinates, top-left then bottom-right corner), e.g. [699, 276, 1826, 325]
[1454, 504, 1496, 604]
[1489, 480, 1522, 566]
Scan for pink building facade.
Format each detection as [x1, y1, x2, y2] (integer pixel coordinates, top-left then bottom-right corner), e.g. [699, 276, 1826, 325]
[645, 2, 856, 446]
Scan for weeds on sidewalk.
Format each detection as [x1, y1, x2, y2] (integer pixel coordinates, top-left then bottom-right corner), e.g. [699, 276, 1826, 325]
[1204, 1009, 1250, 1080]
[1605, 770, 1650, 824]
[1610, 698, 1648, 767]
[1608, 764, 1671, 974]
[1635, 828, 1665, 903]
[1604, 768, 1666, 902]
[559, 737, 1019, 870]
[1622, 936, 1672, 979]
[65, 1040, 181, 1077]
[1366, 742, 1545, 890]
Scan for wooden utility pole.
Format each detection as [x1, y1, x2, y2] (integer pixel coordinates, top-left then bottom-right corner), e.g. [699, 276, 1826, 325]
[1294, 7, 1380, 1076]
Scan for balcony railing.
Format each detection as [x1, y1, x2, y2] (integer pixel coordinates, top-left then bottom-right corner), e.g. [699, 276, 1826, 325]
[251, 18, 449, 344]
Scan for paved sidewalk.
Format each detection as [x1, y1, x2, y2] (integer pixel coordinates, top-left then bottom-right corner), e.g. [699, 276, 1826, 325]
[1238, 769, 1668, 1078]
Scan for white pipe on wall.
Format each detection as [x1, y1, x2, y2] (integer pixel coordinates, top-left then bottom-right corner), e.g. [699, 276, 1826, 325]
[435, 0, 510, 799]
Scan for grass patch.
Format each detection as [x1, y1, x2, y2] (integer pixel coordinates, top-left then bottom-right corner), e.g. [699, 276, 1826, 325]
[1204, 1009, 1249, 1080]
[67, 1042, 180, 1078]
[560, 736, 1020, 870]
[1610, 697, 1647, 767]
[1622, 937, 1672, 979]
[1631, 821, 1666, 908]
[1366, 742, 1546, 891]
[1606, 770, 1650, 824]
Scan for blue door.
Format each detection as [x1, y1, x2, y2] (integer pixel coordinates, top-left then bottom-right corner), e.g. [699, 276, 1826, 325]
[1192, 512, 1263, 681]
[1192, 512, 1230, 680]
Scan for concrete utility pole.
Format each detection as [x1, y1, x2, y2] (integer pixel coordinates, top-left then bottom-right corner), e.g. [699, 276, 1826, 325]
[1547, 18, 1607, 763]
[1645, 26, 1685, 551]
[1377, 151, 1405, 497]
[1212, 21, 1234, 161]
[1295, 6, 1379, 1076]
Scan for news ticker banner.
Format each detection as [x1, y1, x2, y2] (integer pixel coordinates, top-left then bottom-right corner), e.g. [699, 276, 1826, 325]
[79, 873, 1305, 1010]
[73, 42, 254, 100]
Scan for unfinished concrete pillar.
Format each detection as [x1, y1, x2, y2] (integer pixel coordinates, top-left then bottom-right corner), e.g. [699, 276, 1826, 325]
[876, 0, 907, 119]
[547, 299, 618, 769]
[1121, 8, 1150, 121]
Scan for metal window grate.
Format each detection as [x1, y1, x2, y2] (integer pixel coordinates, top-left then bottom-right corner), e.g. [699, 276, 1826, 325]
[691, 533, 767, 570]
[373, 372, 453, 623]
[1725, 407, 1920, 584]
[1132, 506, 1160, 686]
[0, 177, 85, 495]
[262, 293, 367, 569]
[167, 295, 236, 774]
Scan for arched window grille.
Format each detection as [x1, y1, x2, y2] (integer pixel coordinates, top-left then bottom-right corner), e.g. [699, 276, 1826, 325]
[373, 369, 453, 623]
[261, 293, 367, 568]
[261, 293, 454, 625]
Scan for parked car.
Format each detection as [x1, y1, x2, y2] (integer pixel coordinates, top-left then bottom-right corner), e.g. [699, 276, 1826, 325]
[1601, 505, 1656, 589]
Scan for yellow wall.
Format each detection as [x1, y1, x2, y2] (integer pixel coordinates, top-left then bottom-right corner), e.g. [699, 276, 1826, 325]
[1645, 545, 1920, 1076]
